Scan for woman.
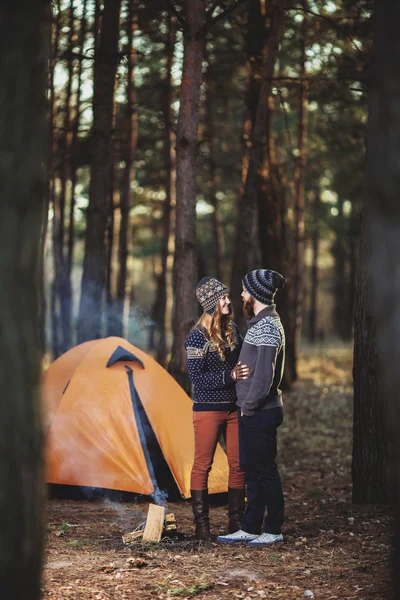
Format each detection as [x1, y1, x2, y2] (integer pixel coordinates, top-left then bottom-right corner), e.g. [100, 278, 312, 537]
[184, 276, 249, 541]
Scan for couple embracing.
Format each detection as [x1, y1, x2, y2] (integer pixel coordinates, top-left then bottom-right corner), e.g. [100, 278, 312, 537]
[184, 269, 287, 547]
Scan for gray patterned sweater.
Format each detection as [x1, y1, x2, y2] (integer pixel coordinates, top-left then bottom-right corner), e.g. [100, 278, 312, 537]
[236, 304, 285, 416]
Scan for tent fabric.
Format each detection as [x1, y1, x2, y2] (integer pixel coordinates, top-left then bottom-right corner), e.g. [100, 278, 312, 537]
[43, 337, 229, 499]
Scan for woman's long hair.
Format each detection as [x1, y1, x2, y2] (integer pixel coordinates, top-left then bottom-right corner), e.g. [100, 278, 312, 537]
[196, 303, 238, 360]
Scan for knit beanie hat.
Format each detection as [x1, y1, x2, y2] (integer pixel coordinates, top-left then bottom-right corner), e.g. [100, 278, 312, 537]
[196, 277, 229, 315]
[242, 269, 287, 305]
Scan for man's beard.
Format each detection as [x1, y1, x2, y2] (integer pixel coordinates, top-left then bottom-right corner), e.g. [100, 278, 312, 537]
[243, 296, 255, 320]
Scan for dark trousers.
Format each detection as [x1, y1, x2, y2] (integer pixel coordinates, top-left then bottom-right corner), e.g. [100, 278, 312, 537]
[239, 407, 284, 535]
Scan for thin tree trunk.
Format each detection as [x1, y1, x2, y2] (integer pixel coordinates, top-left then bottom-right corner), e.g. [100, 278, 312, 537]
[114, 0, 138, 336]
[77, 0, 122, 343]
[169, 0, 206, 391]
[64, 0, 88, 347]
[56, 0, 75, 353]
[333, 196, 349, 339]
[151, 11, 177, 366]
[50, 0, 62, 358]
[0, 1, 49, 596]
[206, 60, 223, 280]
[293, 0, 309, 365]
[359, 0, 399, 589]
[309, 189, 320, 343]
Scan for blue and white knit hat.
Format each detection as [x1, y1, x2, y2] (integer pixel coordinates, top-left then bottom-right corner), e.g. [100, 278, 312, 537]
[196, 277, 229, 315]
[242, 270, 287, 305]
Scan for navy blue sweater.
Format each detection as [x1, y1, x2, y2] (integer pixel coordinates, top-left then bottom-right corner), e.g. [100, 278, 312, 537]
[184, 324, 242, 411]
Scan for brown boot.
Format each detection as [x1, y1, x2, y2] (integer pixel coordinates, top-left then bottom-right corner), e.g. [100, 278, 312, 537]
[228, 487, 246, 533]
[191, 489, 212, 541]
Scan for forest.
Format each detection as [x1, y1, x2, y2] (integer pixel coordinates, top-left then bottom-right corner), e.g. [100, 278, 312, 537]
[1, 0, 400, 598]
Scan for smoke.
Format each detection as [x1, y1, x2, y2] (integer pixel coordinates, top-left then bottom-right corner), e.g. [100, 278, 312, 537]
[151, 487, 168, 508]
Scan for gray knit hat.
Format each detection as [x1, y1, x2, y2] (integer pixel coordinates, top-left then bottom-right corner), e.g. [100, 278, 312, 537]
[242, 269, 287, 305]
[196, 277, 229, 315]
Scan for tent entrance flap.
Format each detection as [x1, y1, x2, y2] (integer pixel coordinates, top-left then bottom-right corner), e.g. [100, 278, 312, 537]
[125, 366, 180, 500]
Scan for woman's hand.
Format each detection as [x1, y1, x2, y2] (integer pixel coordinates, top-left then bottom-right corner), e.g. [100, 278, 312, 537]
[230, 361, 250, 381]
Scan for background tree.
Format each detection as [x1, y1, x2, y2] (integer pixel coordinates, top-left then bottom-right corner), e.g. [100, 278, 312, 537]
[361, 0, 400, 589]
[0, 1, 50, 596]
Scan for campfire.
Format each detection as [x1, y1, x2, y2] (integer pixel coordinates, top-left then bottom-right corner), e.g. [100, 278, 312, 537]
[122, 504, 178, 544]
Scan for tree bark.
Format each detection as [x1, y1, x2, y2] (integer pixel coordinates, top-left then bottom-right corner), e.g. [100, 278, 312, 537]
[309, 189, 320, 344]
[206, 59, 223, 281]
[169, 0, 206, 391]
[77, 0, 122, 343]
[0, 1, 49, 596]
[293, 0, 309, 364]
[49, 0, 62, 359]
[359, 0, 400, 589]
[114, 0, 138, 337]
[352, 212, 387, 504]
[151, 11, 177, 366]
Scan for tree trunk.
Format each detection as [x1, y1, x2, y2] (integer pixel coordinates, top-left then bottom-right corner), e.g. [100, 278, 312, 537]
[151, 11, 177, 366]
[64, 0, 89, 348]
[293, 0, 309, 364]
[114, 0, 138, 337]
[206, 60, 223, 281]
[169, 0, 206, 391]
[0, 1, 49, 596]
[352, 212, 387, 504]
[333, 196, 349, 340]
[359, 0, 400, 589]
[49, 0, 62, 358]
[309, 189, 320, 343]
[77, 0, 122, 343]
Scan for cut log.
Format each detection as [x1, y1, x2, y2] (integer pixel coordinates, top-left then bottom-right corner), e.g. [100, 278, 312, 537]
[142, 504, 166, 542]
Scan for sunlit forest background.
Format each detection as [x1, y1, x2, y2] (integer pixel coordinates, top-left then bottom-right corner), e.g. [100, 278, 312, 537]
[47, 0, 371, 380]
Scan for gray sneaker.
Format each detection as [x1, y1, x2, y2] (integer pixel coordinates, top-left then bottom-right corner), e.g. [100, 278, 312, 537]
[217, 529, 259, 544]
[248, 532, 284, 546]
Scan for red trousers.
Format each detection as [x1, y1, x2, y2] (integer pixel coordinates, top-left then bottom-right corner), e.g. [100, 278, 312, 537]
[191, 410, 245, 490]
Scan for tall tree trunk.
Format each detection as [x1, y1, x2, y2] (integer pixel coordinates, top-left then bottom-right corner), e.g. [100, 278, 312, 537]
[293, 0, 309, 369]
[333, 196, 349, 339]
[64, 0, 88, 347]
[50, 0, 62, 358]
[151, 11, 177, 366]
[0, 1, 49, 596]
[169, 0, 206, 391]
[309, 189, 320, 343]
[206, 60, 223, 280]
[352, 212, 387, 504]
[359, 0, 399, 589]
[77, 0, 122, 343]
[114, 0, 138, 336]
[231, 0, 265, 320]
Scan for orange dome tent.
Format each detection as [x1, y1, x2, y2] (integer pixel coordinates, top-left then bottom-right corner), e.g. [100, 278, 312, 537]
[42, 337, 229, 499]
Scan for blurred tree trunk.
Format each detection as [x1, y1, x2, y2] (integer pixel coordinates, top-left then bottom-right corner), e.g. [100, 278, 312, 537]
[169, 0, 206, 391]
[309, 189, 320, 343]
[151, 11, 176, 366]
[50, 0, 62, 358]
[77, 0, 122, 343]
[0, 1, 49, 596]
[64, 0, 89, 347]
[106, 103, 118, 336]
[333, 196, 350, 340]
[206, 59, 223, 281]
[230, 0, 265, 320]
[352, 212, 387, 504]
[358, 0, 400, 590]
[292, 0, 309, 369]
[114, 0, 138, 337]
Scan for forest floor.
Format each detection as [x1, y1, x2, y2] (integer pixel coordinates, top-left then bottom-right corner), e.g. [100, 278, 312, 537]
[42, 345, 392, 600]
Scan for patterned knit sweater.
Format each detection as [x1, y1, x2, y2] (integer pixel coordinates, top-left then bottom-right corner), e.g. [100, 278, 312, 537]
[184, 324, 242, 411]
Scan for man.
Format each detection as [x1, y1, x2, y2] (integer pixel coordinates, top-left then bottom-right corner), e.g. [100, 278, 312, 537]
[217, 269, 287, 546]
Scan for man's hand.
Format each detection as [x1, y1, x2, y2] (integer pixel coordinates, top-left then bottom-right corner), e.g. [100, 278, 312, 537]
[230, 361, 250, 381]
